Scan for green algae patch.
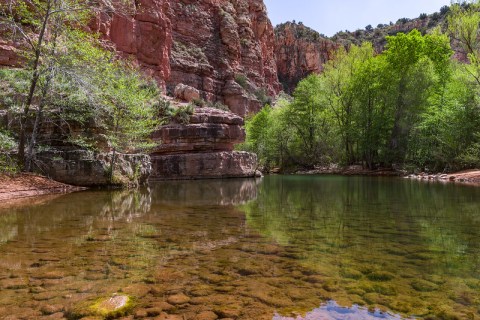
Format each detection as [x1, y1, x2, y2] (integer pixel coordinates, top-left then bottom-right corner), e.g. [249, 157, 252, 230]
[68, 294, 135, 319]
[340, 268, 363, 280]
[410, 279, 438, 292]
[366, 271, 395, 282]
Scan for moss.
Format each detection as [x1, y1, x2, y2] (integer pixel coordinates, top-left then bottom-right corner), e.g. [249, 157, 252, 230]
[371, 284, 397, 296]
[68, 294, 135, 319]
[322, 280, 339, 292]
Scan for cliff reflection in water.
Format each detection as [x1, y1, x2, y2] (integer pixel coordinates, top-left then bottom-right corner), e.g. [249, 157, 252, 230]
[149, 178, 261, 206]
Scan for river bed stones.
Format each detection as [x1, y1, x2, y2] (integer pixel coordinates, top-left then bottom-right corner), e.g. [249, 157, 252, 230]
[1, 179, 480, 319]
[167, 293, 190, 305]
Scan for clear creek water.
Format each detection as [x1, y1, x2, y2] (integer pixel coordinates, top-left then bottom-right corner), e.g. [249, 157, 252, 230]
[0, 176, 479, 319]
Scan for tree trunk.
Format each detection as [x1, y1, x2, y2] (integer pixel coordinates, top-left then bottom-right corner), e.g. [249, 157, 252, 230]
[18, 0, 52, 169]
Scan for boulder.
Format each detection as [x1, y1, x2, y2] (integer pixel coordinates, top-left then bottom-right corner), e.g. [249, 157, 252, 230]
[174, 83, 201, 102]
[34, 150, 151, 187]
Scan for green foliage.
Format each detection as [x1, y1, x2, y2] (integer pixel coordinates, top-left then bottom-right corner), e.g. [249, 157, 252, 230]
[190, 98, 229, 111]
[234, 74, 249, 89]
[254, 88, 273, 107]
[0, 0, 158, 172]
[172, 104, 194, 125]
[0, 130, 19, 174]
[246, 27, 480, 172]
[242, 98, 293, 170]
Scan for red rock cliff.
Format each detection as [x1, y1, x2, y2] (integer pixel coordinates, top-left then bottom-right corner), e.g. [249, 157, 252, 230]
[92, 0, 281, 116]
[274, 22, 338, 93]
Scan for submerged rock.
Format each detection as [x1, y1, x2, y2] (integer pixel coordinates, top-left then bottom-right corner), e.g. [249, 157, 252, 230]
[167, 293, 190, 305]
[69, 294, 134, 319]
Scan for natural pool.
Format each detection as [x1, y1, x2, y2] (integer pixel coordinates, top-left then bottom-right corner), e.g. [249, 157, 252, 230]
[0, 176, 479, 319]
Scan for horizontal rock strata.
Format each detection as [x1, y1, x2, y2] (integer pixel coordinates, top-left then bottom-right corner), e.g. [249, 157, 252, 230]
[151, 107, 257, 180]
[150, 151, 257, 180]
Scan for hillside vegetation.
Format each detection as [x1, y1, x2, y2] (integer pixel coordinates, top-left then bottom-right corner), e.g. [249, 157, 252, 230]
[242, 2, 480, 173]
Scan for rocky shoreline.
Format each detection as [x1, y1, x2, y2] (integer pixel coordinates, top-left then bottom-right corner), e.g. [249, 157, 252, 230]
[0, 173, 86, 203]
[2, 168, 480, 203]
[294, 165, 402, 177]
[405, 170, 480, 185]
[289, 165, 480, 186]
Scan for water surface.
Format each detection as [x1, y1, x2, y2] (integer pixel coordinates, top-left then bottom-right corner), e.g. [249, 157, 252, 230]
[0, 176, 479, 319]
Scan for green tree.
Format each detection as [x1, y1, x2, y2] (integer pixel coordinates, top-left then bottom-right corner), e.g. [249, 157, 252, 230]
[0, 0, 135, 170]
[285, 74, 335, 166]
[321, 43, 376, 165]
[384, 29, 452, 165]
[243, 96, 293, 170]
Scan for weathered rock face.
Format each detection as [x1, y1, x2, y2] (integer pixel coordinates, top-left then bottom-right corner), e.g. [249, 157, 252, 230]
[35, 150, 151, 187]
[0, 40, 19, 67]
[150, 107, 257, 179]
[93, 0, 281, 116]
[152, 107, 245, 154]
[274, 22, 338, 93]
[90, 0, 173, 87]
[150, 151, 257, 180]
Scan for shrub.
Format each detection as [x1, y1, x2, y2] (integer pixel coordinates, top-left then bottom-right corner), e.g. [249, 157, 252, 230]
[234, 74, 249, 89]
[0, 130, 19, 174]
[254, 88, 273, 107]
[191, 98, 207, 107]
[209, 101, 230, 111]
[172, 104, 194, 124]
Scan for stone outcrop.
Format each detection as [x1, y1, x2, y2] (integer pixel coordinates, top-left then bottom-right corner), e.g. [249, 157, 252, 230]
[274, 22, 338, 93]
[35, 150, 151, 187]
[91, 0, 281, 116]
[152, 107, 245, 154]
[151, 151, 257, 180]
[174, 83, 200, 102]
[0, 40, 19, 67]
[150, 107, 258, 180]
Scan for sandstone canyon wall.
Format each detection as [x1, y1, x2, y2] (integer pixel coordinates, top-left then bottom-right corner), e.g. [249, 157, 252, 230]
[90, 0, 281, 116]
[274, 22, 338, 93]
[1, 1, 460, 110]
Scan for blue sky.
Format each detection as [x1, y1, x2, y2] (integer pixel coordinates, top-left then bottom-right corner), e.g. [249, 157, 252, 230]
[264, 0, 451, 36]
